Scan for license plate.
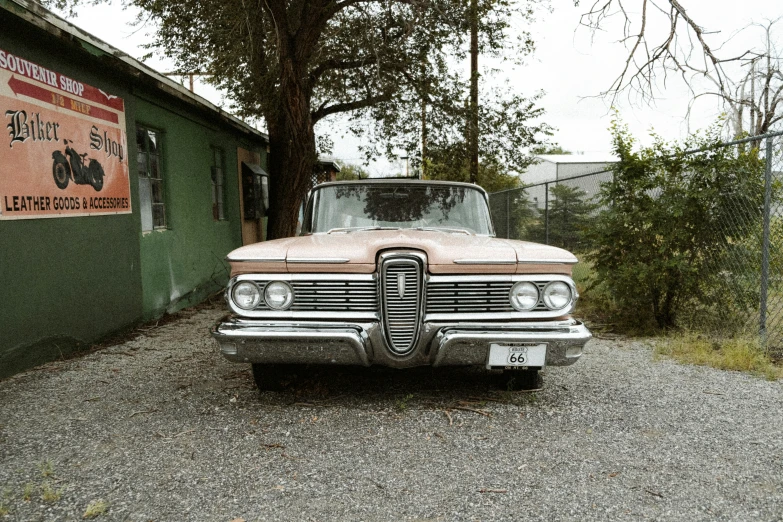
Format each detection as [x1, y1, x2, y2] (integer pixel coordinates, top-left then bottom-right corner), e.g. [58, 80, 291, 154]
[486, 343, 547, 369]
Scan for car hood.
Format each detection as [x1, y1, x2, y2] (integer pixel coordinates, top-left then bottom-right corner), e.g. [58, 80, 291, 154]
[227, 230, 577, 275]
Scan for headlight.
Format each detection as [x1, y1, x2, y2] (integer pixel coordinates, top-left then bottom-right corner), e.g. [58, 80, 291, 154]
[232, 281, 261, 310]
[542, 281, 572, 310]
[509, 281, 539, 311]
[264, 281, 294, 310]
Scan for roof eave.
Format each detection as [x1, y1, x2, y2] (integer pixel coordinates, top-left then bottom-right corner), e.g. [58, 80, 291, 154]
[3, 0, 268, 143]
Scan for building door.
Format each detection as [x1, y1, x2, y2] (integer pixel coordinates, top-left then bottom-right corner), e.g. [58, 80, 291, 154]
[236, 148, 264, 245]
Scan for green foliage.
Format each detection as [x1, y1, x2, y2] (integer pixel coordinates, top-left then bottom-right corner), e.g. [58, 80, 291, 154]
[45, 0, 549, 238]
[379, 85, 551, 184]
[335, 163, 370, 181]
[527, 184, 597, 251]
[38, 460, 54, 478]
[40, 482, 62, 503]
[656, 333, 782, 380]
[425, 151, 521, 193]
[0, 487, 11, 516]
[83, 499, 109, 518]
[488, 187, 538, 239]
[586, 117, 766, 330]
[531, 144, 571, 155]
[395, 393, 415, 412]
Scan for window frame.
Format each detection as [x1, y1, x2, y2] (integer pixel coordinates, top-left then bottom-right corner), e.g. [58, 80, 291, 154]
[211, 146, 226, 221]
[136, 125, 166, 231]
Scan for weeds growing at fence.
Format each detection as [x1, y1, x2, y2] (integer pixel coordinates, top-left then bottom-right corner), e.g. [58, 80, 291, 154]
[655, 333, 782, 380]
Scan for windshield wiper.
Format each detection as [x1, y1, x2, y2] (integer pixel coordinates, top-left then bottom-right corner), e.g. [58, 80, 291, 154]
[326, 226, 401, 234]
[413, 226, 471, 235]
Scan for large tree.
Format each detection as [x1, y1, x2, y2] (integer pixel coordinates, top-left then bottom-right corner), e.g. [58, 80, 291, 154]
[360, 77, 551, 191]
[51, 0, 542, 239]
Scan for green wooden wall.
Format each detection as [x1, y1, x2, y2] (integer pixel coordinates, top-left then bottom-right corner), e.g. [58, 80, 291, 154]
[0, 4, 266, 378]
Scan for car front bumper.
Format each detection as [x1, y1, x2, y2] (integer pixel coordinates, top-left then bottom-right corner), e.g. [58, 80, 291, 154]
[211, 316, 591, 369]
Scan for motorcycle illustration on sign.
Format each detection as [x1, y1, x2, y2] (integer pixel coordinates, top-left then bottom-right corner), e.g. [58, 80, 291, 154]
[51, 139, 105, 191]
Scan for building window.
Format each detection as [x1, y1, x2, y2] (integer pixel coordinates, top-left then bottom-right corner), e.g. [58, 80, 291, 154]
[211, 147, 226, 221]
[136, 127, 165, 231]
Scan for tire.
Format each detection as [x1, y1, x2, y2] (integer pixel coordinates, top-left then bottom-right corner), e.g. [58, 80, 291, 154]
[251, 363, 297, 392]
[52, 157, 70, 189]
[502, 369, 541, 391]
[89, 162, 105, 191]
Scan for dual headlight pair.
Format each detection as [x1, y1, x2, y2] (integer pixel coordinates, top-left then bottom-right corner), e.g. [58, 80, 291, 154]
[509, 281, 572, 311]
[233, 281, 293, 310]
[233, 279, 573, 313]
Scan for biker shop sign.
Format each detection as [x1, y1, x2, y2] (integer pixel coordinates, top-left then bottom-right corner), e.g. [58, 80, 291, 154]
[0, 48, 131, 219]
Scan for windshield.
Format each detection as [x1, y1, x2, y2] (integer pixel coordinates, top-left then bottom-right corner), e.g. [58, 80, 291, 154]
[306, 184, 493, 235]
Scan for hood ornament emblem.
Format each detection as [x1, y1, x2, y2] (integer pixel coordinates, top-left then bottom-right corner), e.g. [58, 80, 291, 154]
[397, 273, 406, 299]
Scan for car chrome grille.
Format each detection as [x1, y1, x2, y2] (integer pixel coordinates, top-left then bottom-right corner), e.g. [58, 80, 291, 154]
[250, 280, 378, 312]
[291, 281, 378, 311]
[381, 258, 422, 355]
[426, 281, 550, 313]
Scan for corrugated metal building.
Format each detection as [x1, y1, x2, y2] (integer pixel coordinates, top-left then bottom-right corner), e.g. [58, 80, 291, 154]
[521, 154, 616, 210]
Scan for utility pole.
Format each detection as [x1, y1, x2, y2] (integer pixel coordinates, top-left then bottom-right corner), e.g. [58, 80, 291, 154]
[162, 71, 210, 93]
[421, 90, 428, 179]
[469, 0, 479, 184]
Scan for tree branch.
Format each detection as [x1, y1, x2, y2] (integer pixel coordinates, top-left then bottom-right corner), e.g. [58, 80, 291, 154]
[311, 92, 393, 122]
[308, 56, 381, 85]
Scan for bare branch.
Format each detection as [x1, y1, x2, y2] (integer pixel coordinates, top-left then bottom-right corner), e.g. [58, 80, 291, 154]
[311, 92, 393, 122]
[579, 1, 783, 134]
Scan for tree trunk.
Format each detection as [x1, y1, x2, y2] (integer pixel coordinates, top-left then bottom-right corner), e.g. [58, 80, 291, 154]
[265, 75, 317, 240]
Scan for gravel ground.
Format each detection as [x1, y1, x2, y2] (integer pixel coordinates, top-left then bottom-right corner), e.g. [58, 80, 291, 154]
[1, 304, 782, 522]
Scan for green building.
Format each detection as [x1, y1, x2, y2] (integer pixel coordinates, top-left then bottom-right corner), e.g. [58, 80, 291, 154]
[0, 0, 270, 378]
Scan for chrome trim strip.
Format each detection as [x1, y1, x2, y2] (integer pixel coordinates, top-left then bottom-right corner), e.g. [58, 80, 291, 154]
[287, 258, 351, 264]
[453, 259, 516, 265]
[451, 258, 579, 265]
[380, 254, 424, 356]
[427, 274, 575, 284]
[225, 310, 380, 320]
[425, 311, 572, 321]
[517, 259, 578, 265]
[227, 257, 286, 263]
[234, 273, 375, 282]
[378, 251, 427, 357]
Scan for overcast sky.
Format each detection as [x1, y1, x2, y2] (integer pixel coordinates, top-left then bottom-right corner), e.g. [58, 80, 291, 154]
[55, 0, 782, 175]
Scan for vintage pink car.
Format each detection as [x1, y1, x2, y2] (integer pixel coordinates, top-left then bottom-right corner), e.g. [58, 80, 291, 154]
[211, 180, 591, 390]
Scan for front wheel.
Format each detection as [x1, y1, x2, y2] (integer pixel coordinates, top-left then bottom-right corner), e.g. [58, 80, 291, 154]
[502, 369, 541, 391]
[52, 157, 70, 189]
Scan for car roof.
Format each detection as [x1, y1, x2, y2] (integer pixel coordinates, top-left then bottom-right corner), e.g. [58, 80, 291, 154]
[314, 179, 489, 196]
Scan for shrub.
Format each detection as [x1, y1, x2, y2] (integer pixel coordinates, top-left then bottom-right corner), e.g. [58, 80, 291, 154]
[587, 117, 766, 330]
[527, 184, 598, 251]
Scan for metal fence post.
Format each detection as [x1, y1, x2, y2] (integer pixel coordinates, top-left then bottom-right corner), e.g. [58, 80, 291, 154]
[760, 136, 773, 342]
[544, 182, 549, 245]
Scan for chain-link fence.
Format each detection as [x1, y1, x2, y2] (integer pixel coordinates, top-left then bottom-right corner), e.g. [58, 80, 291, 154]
[489, 132, 783, 352]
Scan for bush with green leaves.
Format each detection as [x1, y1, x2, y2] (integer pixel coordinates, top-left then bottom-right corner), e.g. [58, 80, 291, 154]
[587, 118, 766, 330]
[527, 184, 598, 252]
